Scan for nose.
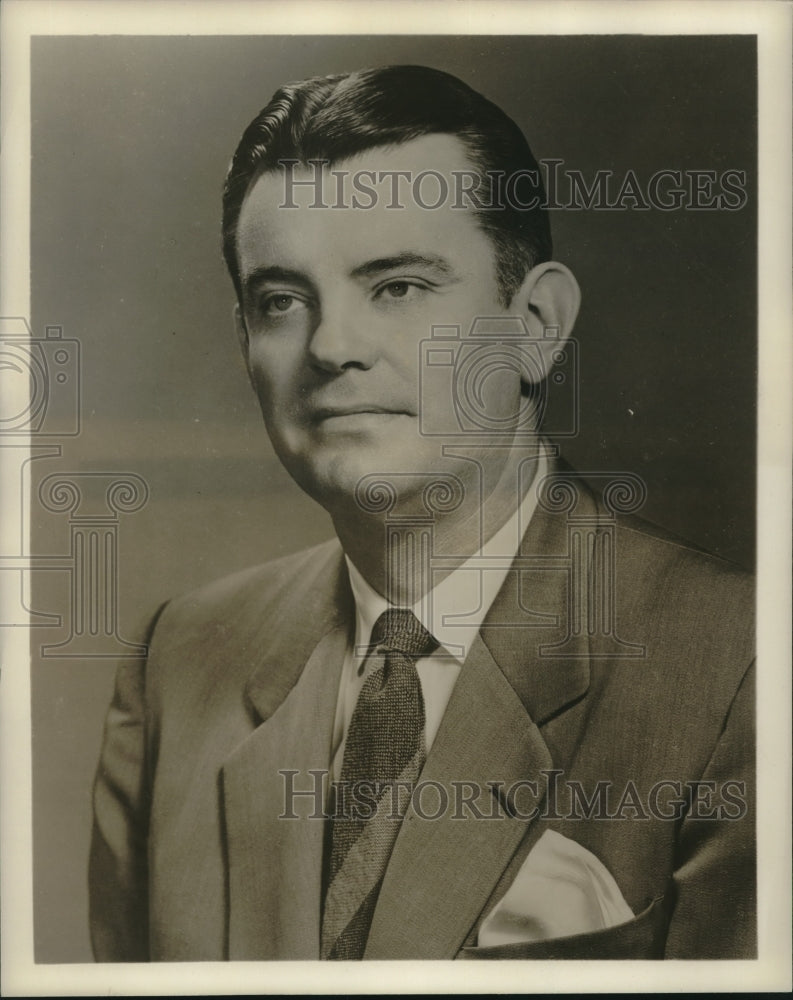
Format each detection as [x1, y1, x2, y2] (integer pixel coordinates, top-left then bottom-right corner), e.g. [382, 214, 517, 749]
[307, 297, 376, 374]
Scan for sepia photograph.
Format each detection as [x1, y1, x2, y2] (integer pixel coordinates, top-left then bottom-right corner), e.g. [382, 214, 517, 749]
[1, 0, 790, 994]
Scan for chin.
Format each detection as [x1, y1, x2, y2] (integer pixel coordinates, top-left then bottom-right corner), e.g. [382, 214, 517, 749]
[284, 444, 449, 517]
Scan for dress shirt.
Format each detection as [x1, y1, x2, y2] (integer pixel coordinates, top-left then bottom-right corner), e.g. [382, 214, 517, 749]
[330, 449, 548, 780]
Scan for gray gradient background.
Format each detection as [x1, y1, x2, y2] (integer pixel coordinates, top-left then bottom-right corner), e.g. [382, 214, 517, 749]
[29, 35, 756, 961]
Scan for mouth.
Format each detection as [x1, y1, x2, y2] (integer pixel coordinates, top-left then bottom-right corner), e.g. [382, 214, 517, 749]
[312, 405, 412, 423]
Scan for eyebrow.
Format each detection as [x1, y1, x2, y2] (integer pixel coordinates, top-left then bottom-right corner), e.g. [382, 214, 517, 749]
[241, 251, 461, 298]
[350, 252, 460, 281]
[242, 265, 312, 298]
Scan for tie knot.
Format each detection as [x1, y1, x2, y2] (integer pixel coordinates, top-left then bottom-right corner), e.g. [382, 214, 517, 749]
[370, 608, 438, 659]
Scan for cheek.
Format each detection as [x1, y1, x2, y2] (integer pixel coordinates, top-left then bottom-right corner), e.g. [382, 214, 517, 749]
[247, 348, 294, 409]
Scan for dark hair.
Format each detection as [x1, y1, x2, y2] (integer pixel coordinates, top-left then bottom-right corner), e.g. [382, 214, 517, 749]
[222, 64, 551, 306]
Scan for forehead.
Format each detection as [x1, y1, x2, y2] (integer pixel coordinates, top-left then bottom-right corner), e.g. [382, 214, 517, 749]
[235, 134, 498, 282]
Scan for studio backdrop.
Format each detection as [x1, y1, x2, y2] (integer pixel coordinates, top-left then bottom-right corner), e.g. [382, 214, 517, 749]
[27, 34, 755, 961]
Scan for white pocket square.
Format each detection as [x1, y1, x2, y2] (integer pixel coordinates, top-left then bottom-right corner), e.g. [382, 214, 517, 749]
[477, 829, 634, 947]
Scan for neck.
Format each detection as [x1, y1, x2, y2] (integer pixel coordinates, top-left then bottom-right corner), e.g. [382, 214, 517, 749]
[331, 445, 542, 605]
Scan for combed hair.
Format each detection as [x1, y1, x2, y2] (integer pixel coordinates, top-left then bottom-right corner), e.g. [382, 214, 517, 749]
[222, 65, 552, 306]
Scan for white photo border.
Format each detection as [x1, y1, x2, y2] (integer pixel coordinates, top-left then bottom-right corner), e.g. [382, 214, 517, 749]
[1, 0, 790, 994]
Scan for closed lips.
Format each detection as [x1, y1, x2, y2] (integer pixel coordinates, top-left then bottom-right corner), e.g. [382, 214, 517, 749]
[313, 406, 410, 419]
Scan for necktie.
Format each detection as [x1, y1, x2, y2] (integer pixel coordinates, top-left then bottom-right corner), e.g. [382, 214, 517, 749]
[321, 608, 438, 960]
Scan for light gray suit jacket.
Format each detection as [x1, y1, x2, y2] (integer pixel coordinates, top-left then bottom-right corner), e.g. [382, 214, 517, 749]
[89, 470, 755, 960]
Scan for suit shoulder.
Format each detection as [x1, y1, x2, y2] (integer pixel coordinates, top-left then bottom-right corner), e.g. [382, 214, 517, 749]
[152, 536, 344, 640]
[553, 458, 753, 603]
[612, 512, 754, 681]
[616, 511, 753, 597]
[143, 536, 349, 713]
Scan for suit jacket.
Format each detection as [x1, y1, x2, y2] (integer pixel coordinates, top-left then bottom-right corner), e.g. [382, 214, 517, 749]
[89, 468, 755, 961]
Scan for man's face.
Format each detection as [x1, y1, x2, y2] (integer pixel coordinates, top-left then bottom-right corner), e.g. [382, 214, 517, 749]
[235, 134, 525, 514]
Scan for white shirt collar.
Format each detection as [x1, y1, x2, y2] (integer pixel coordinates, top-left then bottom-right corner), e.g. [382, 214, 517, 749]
[344, 449, 548, 664]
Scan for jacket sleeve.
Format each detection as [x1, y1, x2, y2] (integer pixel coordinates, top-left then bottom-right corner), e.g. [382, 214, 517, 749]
[88, 655, 152, 961]
[664, 659, 756, 958]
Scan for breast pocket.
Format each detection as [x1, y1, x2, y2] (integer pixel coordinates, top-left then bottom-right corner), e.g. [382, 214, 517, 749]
[458, 894, 672, 960]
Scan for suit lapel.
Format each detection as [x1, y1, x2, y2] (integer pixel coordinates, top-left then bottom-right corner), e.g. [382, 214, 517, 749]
[365, 462, 598, 958]
[220, 464, 603, 960]
[480, 464, 594, 725]
[364, 632, 551, 958]
[221, 546, 353, 960]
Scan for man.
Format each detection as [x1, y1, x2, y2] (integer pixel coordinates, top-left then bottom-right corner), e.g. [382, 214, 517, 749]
[89, 65, 755, 961]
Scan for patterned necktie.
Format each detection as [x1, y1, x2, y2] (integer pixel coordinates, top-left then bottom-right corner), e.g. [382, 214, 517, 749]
[321, 608, 438, 960]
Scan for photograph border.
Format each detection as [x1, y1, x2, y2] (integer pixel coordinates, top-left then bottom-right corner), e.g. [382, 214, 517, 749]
[1, 0, 790, 994]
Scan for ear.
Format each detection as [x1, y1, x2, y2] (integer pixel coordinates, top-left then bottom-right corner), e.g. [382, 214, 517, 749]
[508, 261, 581, 384]
[233, 303, 253, 376]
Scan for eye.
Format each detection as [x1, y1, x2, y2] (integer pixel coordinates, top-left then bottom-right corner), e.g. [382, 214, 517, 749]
[260, 292, 307, 318]
[374, 279, 429, 303]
